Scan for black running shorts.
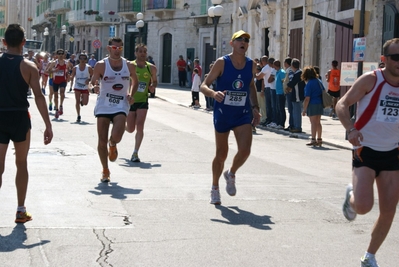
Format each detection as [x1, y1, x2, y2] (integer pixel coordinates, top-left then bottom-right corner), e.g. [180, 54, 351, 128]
[0, 111, 31, 144]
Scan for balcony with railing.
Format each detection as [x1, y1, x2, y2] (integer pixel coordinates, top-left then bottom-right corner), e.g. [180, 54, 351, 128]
[118, 0, 142, 20]
[86, 12, 121, 25]
[146, 0, 175, 17]
[67, 10, 86, 25]
[51, 0, 71, 14]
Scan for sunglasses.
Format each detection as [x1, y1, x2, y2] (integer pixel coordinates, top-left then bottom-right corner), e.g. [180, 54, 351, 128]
[385, 54, 399, 61]
[57, 53, 64, 55]
[109, 45, 123, 51]
[79, 57, 87, 60]
[234, 37, 250, 43]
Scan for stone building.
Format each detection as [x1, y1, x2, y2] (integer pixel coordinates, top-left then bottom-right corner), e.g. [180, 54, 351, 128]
[6, 0, 397, 86]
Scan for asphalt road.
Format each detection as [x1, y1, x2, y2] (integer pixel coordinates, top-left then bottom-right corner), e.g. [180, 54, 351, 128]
[0, 87, 398, 267]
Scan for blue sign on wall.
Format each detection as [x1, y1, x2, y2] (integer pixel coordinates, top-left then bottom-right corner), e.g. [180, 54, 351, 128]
[109, 26, 116, 38]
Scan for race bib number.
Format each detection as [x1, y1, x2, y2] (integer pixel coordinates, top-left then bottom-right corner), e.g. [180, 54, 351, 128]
[138, 82, 147, 93]
[377, 98, 399, 123]
[224, 91, 247, 106]
[105, 93, 125, 108]
[55, 70, 64, 76]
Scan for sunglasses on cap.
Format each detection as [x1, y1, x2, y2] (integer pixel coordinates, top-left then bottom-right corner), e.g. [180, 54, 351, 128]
[109, 45, 123, 51]
[234, 37, 250, 43]
[385, 54, 399, 61]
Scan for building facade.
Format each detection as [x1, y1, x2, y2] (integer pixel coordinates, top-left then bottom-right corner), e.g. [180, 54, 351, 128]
[7, 0, 397, 86]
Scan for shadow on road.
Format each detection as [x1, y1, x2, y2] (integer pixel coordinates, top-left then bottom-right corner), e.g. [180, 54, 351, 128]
[0, 224, 50, 252]
[211, 205, 274, 230]
[89, 182, 142, 199]
[120, 158, 162, 169]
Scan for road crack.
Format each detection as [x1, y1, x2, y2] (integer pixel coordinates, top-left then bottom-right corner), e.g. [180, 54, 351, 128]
[94, 229, 113, 267]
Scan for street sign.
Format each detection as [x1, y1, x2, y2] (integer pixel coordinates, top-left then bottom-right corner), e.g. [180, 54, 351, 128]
[109, 26, 116, 37]
[353, 37, 366, 62]
[69, 37, 74, 42]
[92, 39, 101, 49]
[340, 62, 379, 86]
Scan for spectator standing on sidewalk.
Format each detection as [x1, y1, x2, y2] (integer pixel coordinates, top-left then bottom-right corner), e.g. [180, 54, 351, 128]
[91, 37, 138, 183]
[256, 56, 272, 126]
[255, 63, 266, 124]
[336, 38, 399, 267]
[283, 57, 294, 131]
[0, 24, 53, 223]
[126, 43, 157, 163]
[200, 30, 261, 205]
[274, 60, 286, 129]
[287, 58, 305, 133]
[176, 55, 187, 87]
[186, 56, 193, 87]
[301, 66, 324, 146]
[325, 60, 341, 119]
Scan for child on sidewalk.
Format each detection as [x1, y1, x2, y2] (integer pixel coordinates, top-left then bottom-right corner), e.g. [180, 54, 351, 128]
[191, 68, 201, 108]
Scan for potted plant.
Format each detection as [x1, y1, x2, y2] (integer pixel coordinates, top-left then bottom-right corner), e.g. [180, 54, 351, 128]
[28, 17, 33, 22]
[95, 15, 103, 21]
[108, 11, 115, 15]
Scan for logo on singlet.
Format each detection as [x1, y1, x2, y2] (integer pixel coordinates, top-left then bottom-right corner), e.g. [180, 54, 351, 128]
[112, 84, 124, 90]
[232, 79, 244, 90]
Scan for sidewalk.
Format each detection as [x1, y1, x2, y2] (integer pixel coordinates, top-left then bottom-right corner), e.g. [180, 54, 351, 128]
[155, 84, 352, 150]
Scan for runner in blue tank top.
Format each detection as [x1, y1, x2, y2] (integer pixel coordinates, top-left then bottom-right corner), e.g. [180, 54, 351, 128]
[200, 30, 261, 205]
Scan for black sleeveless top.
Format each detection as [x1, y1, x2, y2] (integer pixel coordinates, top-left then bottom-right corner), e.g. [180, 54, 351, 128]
[0, 53, 29, 110]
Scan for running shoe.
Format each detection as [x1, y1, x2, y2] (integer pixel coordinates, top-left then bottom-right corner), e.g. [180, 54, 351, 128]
[224, 170, 236, 196]
[131, 152, 140, 162]
[108, 141, 118, 162]
[210, 188, 221, 205]
[59, 105, 63, 115]
[55, 110, 59, 119]
[343, 184, 357, 221]
[361, 256, 380, 267]
[101, 170, 110, 183]
[76, 115, 81, 123]
[49, 102, 53, 111]
[15, 211, 32, 223]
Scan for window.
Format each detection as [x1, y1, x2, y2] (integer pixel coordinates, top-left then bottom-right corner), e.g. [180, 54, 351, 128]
[340, 0, 354, 12]
[292, 7, 303, 21]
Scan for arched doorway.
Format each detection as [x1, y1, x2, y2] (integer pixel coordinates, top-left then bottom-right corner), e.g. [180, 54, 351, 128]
[161, 33, 172, 83]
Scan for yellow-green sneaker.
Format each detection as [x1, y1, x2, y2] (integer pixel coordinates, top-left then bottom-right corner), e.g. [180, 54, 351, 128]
[15, 211, 32, 223]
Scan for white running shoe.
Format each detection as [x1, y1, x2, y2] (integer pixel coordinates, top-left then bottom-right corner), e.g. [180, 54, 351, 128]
[224, 170, 236, 196]
[210, 188, 221, 205]
[343, 184, 357, 221]
[361, 256, 380, 267]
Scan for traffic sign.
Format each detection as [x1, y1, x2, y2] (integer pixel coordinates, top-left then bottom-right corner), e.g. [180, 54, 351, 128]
[92, 39, 101, 49]
[353, 37, 366, 62]
[69, 37, 74, 42]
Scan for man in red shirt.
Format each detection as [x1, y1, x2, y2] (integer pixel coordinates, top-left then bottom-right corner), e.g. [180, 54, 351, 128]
[176, 55, 187, 87]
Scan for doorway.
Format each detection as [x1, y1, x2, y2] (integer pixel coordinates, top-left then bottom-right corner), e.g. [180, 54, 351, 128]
[162, 33, 172, 83]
